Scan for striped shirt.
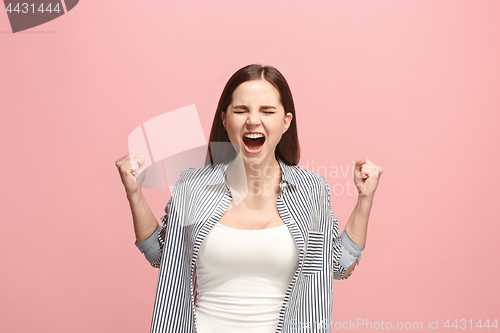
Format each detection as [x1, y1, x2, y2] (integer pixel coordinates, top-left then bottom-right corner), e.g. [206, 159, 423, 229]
[135, 156, 365, 333]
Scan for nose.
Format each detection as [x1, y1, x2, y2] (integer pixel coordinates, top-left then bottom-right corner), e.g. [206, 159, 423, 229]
[246, 111, 262, 126]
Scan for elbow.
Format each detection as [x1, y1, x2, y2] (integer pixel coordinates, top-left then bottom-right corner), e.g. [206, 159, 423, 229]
[342, 262, 357, 279]
[333, 261, 357, 280]
[334, 271, 350, 280]
[144, 249, 162, 267]
[150, 258, 162, 269]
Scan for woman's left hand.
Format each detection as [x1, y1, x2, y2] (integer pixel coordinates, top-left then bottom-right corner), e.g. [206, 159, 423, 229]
[354, 158, 384, 198]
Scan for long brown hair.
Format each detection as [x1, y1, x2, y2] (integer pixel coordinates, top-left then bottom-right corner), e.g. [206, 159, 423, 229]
[205, 64, 300, 167]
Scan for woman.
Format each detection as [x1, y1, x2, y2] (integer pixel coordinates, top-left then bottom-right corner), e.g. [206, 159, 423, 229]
[115, 64, 383, 333]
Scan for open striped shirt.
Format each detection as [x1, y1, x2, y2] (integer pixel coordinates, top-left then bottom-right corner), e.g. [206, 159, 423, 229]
[135, 156, 365, 332]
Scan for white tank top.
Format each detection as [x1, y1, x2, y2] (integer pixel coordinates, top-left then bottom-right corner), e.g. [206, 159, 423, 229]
[194, 221, 299, 333]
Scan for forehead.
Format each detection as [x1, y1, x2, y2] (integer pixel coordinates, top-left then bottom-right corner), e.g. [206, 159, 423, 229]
[231, 79, 282, 105]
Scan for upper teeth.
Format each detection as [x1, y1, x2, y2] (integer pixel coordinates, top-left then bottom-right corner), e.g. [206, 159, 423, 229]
[244, 133, 264, 139]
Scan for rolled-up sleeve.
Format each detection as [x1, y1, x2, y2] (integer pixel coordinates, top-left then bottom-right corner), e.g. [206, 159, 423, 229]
[135, 224, 163, 267]
[134, 198, 171, 268]
[339, 229, 365, 270]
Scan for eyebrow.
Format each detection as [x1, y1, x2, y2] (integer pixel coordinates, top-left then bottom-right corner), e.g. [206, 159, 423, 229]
[232, 105, 277, 110]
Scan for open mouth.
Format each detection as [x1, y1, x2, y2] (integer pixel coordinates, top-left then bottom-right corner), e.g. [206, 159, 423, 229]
[242, 133, 265, 152]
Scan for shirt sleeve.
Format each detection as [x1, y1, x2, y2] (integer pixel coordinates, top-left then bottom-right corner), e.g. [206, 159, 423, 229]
[134, 199, 171, 268]
[320, 175, 365, 280]
[339, 229, 365, 270]
[334, 230, 365, 279]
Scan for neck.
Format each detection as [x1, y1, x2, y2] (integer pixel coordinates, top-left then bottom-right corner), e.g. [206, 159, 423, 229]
[246, 153, 278, 174]
[226, 154, 282, 200]
[243, 154, 282, 197]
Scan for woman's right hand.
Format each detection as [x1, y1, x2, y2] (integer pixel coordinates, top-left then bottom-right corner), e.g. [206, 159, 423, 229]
[115, 152, 146, 198]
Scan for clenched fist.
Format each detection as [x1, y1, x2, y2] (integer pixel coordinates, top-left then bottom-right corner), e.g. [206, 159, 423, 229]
[115, 152, 147, 197]
[354, 158, 384, 198]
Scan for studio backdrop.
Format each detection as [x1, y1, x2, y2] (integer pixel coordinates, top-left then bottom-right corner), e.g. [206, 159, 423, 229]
[1, 0, 499, 332]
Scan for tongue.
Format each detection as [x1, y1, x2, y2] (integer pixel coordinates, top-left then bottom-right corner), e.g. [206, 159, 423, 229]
[245, 137, 265, 150]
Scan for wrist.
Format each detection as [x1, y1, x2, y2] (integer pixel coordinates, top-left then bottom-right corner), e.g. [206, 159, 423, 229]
[357, 194, 374, 205]
[127, 188, 144, 203]
[355, 195, 373, 217]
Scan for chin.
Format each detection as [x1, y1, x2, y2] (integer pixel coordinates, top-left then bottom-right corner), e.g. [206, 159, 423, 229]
[241, 150, 275, 164]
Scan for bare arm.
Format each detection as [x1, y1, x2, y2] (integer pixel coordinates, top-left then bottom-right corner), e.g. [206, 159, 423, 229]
[128, 190, 160, 243]
[342, 157, 383, 278]
[115, 152, 160, 242]
[343, 195, 373, 278]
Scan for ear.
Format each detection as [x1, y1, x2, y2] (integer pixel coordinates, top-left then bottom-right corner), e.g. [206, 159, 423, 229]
[282, 112, 293, 134]
[221, 111, 226, 128]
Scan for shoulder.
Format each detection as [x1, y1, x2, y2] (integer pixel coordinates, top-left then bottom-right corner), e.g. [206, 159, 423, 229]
[174, 163, 223, 189]
[285, 164, 326, 188]
[178, 163, 216, 180]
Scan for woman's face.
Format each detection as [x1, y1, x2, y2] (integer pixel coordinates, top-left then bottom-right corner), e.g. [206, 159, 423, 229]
[222, 79, 293, 163]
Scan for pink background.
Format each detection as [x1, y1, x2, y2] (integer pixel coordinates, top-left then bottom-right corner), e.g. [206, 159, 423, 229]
[1, 0, 499, 332]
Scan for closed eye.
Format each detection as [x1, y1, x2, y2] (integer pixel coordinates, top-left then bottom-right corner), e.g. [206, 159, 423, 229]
[234, 111, 275, 114]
